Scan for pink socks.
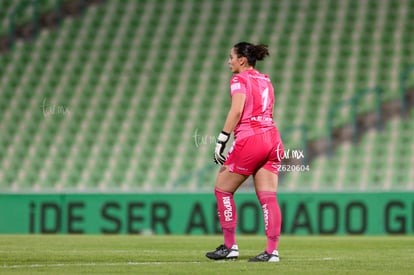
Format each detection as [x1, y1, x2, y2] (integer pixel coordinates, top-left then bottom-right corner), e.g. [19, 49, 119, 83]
[257, 191, 282, 253]
[215, 188, 237, 249]
[215, 188, 281, 253]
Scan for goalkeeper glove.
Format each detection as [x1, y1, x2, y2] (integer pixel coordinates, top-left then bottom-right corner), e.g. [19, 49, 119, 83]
[213, 131, 230, 165]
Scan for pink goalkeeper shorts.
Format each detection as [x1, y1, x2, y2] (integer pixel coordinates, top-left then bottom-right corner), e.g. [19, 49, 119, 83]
[224, 128, 284, 175]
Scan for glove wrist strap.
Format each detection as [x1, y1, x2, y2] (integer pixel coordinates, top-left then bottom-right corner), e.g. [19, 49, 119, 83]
[217, 131, 230, 143]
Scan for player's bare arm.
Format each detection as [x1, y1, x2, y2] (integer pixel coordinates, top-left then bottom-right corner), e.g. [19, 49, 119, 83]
[222, 93, 246, 134]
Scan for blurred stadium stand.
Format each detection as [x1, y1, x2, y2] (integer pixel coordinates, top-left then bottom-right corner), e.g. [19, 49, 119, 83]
[0, 0, 413, 192]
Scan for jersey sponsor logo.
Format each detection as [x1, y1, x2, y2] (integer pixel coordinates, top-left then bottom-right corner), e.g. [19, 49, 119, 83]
[251, 116, 272, 122]
[231, 82, 241, 92]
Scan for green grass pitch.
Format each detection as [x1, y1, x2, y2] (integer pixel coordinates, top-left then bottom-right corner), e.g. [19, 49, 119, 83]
[0, 235, 413, 274]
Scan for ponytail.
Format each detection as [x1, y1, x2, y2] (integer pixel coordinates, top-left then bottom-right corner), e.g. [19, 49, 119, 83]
[233, 42, 269, 67]
[252, 44, 269, 61]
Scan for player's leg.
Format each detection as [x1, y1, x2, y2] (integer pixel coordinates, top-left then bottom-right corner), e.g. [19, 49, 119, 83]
[215, 165, 248, 193]
[215, 165, 248, 248]
[249, 167, 281, 262]
[206, 166, 248, 260]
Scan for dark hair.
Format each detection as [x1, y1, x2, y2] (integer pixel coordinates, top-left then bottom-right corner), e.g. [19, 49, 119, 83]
[233, 42, 269, 67]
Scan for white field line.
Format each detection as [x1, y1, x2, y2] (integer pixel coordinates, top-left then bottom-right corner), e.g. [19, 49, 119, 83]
[0, 258, 339, 269]
[0, 261, 203, 269]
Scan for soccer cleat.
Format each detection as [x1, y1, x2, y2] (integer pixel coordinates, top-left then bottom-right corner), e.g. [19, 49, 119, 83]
[248, 250, 279, 262]
[205, 244, 239, 260]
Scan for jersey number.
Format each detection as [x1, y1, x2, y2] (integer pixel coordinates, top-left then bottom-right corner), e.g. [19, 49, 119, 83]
[261, 87, 269, 112]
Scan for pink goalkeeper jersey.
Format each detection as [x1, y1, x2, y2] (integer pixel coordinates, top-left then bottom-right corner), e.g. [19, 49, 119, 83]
[230, 69, 276, 140]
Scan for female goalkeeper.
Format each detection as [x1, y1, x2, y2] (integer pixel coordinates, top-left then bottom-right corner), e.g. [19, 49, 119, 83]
[206, 42, 284, 262]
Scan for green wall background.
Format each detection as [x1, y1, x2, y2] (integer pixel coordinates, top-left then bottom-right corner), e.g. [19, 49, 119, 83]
[0, 192, 412, 235]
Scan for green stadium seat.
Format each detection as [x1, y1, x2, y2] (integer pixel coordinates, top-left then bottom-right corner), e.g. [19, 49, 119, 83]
[0, 0, 413, 192]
